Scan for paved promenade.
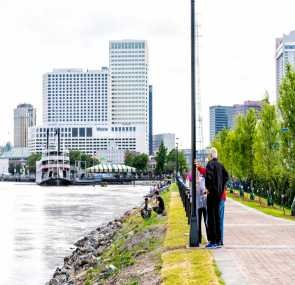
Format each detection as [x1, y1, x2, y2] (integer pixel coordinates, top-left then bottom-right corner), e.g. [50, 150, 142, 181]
[214, 199, 295, 285]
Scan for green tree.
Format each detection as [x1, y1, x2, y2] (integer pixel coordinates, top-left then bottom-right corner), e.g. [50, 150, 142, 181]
[124, 151, 136, 167]
[132, 153, 149, 172]
[165, 148, 188, 175]
[155, 142, 167, 175]
[69, 150, 99, 168]
[3, 142, 12, 152]
[254, 101, 281, 194]
[236, 109, 257, 185]
[279, 64, 295, 173]
[27, 153, 42, 174]
[124, 151, 148, 172]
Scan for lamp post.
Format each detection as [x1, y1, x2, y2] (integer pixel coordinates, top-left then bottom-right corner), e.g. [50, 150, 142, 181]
[189, 0, 199, 247]
[176, 138, 179, 177]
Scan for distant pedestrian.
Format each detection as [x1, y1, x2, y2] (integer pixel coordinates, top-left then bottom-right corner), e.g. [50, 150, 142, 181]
[152, 191, 165, 215]
[205, 148, 229, 248]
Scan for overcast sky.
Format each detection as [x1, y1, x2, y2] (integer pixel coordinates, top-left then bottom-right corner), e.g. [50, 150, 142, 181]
[0, 0, 294, 148]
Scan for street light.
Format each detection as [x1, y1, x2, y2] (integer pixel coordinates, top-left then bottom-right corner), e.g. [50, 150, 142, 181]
[176, 138, 179, 177]
[189, 0, 199, 247]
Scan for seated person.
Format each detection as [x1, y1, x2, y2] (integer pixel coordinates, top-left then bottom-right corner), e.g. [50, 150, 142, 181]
[152, 191, 165, 215]
[141, 197, 152, 219]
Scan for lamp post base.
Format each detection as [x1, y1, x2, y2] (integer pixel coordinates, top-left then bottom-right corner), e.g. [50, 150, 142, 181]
[189, 216, 199, 247]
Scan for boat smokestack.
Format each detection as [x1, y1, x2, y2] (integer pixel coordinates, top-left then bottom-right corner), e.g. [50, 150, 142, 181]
[57, 128, 60, 153]
[46, 128, 49, 150]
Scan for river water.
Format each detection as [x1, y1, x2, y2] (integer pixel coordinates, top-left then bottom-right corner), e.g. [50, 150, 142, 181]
[0, 182, 150, 285]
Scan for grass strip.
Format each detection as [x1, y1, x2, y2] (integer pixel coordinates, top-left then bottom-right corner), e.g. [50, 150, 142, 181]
[161, 186, 222, 285]
[228, 190, 295, 221]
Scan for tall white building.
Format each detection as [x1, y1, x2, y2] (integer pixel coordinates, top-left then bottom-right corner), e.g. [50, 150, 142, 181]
[109, 40, 149, 153]
[276, 31, 295, 102]
[14, 103, 36, 147]
[28, 40, 150, 160]
[43, 68, 109, 125]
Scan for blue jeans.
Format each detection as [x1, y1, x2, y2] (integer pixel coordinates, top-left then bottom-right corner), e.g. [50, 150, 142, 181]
[219, 200, 225, 243]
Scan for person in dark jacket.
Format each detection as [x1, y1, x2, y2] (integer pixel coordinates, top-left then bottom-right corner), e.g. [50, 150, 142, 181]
[205, 147, 229, 248]
[153, 191, 165, 215]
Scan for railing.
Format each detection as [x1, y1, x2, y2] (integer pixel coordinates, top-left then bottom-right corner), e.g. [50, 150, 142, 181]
[176, 176, 191, 224]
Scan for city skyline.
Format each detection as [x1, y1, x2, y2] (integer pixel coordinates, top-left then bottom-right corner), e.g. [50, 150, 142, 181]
[1, 0, 295, 148]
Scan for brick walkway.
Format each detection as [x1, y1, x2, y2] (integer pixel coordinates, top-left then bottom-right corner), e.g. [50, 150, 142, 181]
[214, 199, 295, 285]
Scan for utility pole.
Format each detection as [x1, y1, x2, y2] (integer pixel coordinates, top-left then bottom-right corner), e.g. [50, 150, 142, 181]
[189, 0, 199, 247]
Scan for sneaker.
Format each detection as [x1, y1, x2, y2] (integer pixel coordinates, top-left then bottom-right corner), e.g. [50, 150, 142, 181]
[205, 242, 217, 249]
[216, 242, 222, 248]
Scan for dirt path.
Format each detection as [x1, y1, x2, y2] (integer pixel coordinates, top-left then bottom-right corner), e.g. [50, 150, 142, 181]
[214, 199, 295, 285]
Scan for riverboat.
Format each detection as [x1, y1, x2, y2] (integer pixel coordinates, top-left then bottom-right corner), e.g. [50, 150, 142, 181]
[36, 129, 72, 186]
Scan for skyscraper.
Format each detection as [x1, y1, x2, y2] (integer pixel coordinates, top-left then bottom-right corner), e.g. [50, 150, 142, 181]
[14, 103, 36, 147]
[43, 68, 109, 125]
[276, 31, 295, 102]
[109, 40, 149, 153]
[209, 106, 232, 142]
[148, 85, 153, 155]
[232, 100, 262, 124]
[28, 40, 150, 159]
[153, 133, 175, 154]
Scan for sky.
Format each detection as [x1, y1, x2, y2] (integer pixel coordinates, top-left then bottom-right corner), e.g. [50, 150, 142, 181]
[0, 0, 294, 149]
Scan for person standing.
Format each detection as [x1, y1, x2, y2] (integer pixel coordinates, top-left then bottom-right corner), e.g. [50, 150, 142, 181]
[219, 186, 227, 245]
[205, 148, 228, 248]
[197, 171, 208, 244]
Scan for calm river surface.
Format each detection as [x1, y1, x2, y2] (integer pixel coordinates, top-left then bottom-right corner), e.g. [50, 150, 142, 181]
[0, 182, 149, 285]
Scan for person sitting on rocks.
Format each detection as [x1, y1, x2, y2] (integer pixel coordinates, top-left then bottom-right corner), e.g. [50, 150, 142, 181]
[141, 197, 152, 219]
[152, 191, 165, 215]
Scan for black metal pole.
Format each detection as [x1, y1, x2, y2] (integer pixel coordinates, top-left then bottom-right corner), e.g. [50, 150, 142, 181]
[189, 0, 199, 247]
[176, 142, 179, 176]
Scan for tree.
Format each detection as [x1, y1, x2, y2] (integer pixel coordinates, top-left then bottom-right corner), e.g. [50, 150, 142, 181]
[124, 151, 148, 172]
[69, 150, 99, 168]
[235, 109, 257, 185]
[254, 101, 281, 194]
[155, 142, 167, 175]
[3, 142, 12, 152]
[124, 151, 136, 167]
[165, 148, 188, 174]
[279, 64, 295, 173]
[27, 153, 42, 174]
[132, 153, 149, 172]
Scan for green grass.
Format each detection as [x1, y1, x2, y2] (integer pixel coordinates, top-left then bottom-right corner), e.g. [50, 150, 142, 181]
[228, 190, 295, 221]
[161, 186, 223, 285]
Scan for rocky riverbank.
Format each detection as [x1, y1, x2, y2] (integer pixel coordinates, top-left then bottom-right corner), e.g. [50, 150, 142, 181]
[47, 185, 171, 285]
[47, 209, 134, 285]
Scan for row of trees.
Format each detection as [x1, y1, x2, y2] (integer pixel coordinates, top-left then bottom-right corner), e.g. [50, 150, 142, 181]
[212, 65, 295, 208]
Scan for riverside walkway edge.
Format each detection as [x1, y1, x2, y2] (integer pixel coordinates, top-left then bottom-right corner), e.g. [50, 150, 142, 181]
[214, 198, 295, 285]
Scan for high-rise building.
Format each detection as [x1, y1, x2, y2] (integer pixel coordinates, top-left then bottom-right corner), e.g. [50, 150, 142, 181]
[148, 85, 153, 155]
[209, 106, 233, 142]
[43, 68, 109, 125]
[109, 40, 149, 153]
[28, 40, 150, 160]
[276, 31, 295, 102]
[14, 103, 36, 147]
[232, 100, 262, 124]
[153, 133, 175, 154]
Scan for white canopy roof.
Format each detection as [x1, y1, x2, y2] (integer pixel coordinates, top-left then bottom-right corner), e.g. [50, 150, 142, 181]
[87, 163, 136, 173]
